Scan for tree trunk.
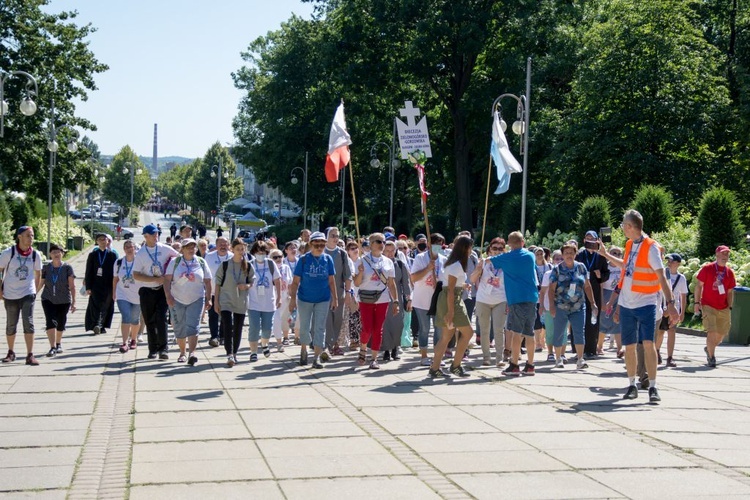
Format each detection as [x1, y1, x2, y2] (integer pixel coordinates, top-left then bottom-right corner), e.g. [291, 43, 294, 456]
[452, 111, 473, 231]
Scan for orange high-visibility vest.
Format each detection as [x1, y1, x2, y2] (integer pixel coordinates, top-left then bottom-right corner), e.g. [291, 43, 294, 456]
[617, 237, 660, 293]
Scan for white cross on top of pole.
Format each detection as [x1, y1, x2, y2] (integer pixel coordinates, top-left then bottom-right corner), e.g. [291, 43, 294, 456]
[399, 101, 421, 127]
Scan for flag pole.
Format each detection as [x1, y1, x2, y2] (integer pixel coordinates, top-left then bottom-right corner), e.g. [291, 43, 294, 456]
[348, 153, 361, 241]
[480, 155, 493, 252]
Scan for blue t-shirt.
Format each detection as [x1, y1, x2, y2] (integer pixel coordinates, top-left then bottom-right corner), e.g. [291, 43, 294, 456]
[488, 248, 539, 305]
[294, 252, 335, 303]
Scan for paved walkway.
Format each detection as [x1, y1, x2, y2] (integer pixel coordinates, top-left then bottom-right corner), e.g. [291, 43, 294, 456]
[2, 236, 750, 499]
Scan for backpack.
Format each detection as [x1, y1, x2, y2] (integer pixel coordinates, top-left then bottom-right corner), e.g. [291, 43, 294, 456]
[218, 259, 253, 287]
[10, 245, 38, 263]
[170, 256, 208, 281]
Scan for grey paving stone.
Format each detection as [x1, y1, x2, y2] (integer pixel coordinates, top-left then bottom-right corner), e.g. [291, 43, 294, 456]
[362, 406, 497, 435]
[585, 468, 750, 499]
[226, 386, 333, 409]
[0, 464, 76, 492]
[0, 446, 80, 468]
[239, 408, 365, 438]
[130, 456, 272, 484]
[0, 429, 87, 448]
[133, 439, 262, 463]
[135, 389, 235, 412]
[130, 480, 284, 499]
[7, 375, 102, 393]
[279, 476, 441, 499]
[451, 471, 623, 500]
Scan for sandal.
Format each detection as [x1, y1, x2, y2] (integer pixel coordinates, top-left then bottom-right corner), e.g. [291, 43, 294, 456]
[357, 351, 366, 366]
[47, 348, 57, 357]
[177, 354, 187, 363]
[263, 346, 271, 358]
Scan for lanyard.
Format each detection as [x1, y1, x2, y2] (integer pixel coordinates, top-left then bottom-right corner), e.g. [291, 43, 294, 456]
[558, 263, 579, 279]
[145, 245, 159, 266]
[583, 251, 597, 271]
[254, 261, 267, 285]
[50, 264, 62, 285]
[97, 248, 108, 267]
[16, 252, 29, 269]
[182, 258, 196, 276]
[625, 238, 643, 276]
[122, 258, 134, 278]
[715, 263, 726, 283]
[487, 261, 500, 277]
[232, 260, 244, 284]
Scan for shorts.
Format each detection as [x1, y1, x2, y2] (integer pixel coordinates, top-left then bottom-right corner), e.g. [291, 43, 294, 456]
[41, 300, 70, 331]
[533, 304, 544, 330]
[620, 304, 656, 345]
[506, 302, 536, 337]
[171, 298, 204, 339]
[435, 287, 471, 328]
[4, 294, 36, 335]
[702, 305, 731, 336]
[117, 299, 142, 325]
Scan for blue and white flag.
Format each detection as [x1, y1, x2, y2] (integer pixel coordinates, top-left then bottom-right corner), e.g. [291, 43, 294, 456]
[490, 111, 522, 194]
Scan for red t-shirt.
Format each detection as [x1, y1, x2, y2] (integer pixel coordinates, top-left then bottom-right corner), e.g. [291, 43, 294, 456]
[696, 263, 736, 310]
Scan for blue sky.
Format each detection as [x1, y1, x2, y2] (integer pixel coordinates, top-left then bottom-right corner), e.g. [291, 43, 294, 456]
[45, 1, 315, 158]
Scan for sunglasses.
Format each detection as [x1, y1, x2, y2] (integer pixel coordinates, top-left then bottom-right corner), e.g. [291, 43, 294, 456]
[311, 243, 325, 248]
[272, 256, 282, 260]
[553, 257, 564, 262]
[490, 246, 502, 251]
[611, 253, 622, 257]
[371, 240, 384, 245]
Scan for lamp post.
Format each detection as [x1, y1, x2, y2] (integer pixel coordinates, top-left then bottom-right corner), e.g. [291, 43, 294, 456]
[47, 100, 79, 256]
[123, 162, 142, 226]
[91, 164, 106, 237]
[0, 70, 38, 138]
[290, 152, 308, 228]
[490, 57, 531, 234]
[211, 158, 228, 223]
[369, 134, 401, 228]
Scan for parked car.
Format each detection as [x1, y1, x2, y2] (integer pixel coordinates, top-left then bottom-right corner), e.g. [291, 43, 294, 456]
[68, 210, 82, 220]
[98, 210, 113, 220]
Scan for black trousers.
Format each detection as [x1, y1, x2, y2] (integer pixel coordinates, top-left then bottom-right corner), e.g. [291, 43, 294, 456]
[139, 287, 169, 353]
[221, 311, 245, 355]
[208, 295, 221, 339]
[85, 289, 114, 331]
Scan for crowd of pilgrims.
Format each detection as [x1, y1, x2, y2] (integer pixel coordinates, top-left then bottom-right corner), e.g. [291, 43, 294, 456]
[0, 221, 702, 397]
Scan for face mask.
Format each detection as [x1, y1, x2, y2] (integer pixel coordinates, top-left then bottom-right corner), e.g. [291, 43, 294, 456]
[256, 253, 266, 262]
[417, 242, 427, 252]
[431, 244, 442, 255]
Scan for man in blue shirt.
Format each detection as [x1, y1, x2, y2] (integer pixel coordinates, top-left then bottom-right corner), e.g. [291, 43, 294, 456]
[488, 231, 539, 376]
[288, 231, 337, 368]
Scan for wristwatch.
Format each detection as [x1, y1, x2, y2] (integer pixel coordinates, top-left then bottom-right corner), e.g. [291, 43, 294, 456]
[667, 299, 676, 305]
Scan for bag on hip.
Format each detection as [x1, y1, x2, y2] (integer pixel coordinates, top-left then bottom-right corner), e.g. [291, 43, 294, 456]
[358, 289, 384, 304]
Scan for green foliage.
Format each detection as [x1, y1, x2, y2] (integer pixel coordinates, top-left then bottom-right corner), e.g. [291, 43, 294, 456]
[8, 195, 34, 229]
[102, 146, 153, 215]
[498, 195, 522, 235]
[268, 221, 303, 246]
[525, 229, 578, 251]
[0, 1, 108, 199]
[28, 216, 91, 251]
[537, 204, 576, 238]
[651, 219, 698, 259]
[697, 187, 745, 258]
[631, 184, 674, 234]
[188, 143, 241, 214]
[576, 196, 611, 242]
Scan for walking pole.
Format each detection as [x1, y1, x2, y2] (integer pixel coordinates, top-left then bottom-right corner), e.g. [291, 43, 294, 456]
[480, 156, 493, 252]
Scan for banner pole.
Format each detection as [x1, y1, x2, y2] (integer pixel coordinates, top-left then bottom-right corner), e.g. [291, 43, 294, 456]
[480, 156, 493, 251]
[348, 155, 361, 241]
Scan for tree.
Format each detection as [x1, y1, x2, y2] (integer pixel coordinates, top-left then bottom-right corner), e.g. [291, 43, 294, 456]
[697, 187, 744, 258]
[0, 0, 108, 199]
[631, 184, 675, 234]
[188, 143, 241, 216]
[102, 146, 152, 216]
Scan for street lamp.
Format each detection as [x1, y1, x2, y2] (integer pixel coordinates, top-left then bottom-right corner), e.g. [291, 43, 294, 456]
[290, 152, 309, 228]
[46, 100, 79, 256]
[369, 139, 401, 227]
[123, 162, 142, 226]
[210, 159, 228, 222]
[0, 70, 39, 138]
[491, 57, 531, 233]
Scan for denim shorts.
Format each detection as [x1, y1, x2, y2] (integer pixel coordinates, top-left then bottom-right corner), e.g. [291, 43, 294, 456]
[171, 298, 204, 339]
[620, 304, 657, 345]
[117, 299, 142, 325]
[506, 302, 536, 337]
[248, 310, 274, 342]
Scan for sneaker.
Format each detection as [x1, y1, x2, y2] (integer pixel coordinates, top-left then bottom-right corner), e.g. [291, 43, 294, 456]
[208, 338, 219, 348]
[227, 355, 235, 367]
[420, 358, 431, 367]
[177, 354, 187, 363]
[129, 339, 137, 350]
[522, 363, 535, 376]
[444, 350, 453, 359]
[137, 335, 144, 343]
[118, 344, 128, 354]
[704, 346, 710, 364]
[332, 346, 345, 356]
[535, 347, 543, 353]
[383, 351, 391, 362]
[482, 358, 491, 366]
[93, 325, 100, 336]
[299, 350, 308, 366]
[623, 385, 638, 400]
[47, 348, 57, 357]
[100, 328, 107, 335]
[391, 348, 401, 361]
[147, 351, 157, 359]
[277, 344, 285, 353]
[56, 344, 63, 354]
[649, 386, 661, 403]
[666, 357, 677, 367]
[546, 353, 555, 362]
[502, 363, 521, 377]
[555, 358, 564, 369]
[2, 350, 16, 363]
[369, 360, 380, 370]
[282, 338, 290, 346]
[188, 355, 198, 366]
[450, 364, 470, 377]
[263, 346, 271, 358]
[249, 353, 258, 363]
[312, 359, 324, 369]
[657, 352, 663, 365]
[709, 356, 717, 368]
[158, 351, 169, 360]
[561, 355, 568, 365]
[496, 360, 506, 368]
[617, 350, 625, 359]
[577, 359, 588, 370]
[412, 339, 419, 348]
[25, 353, 39, 366]
[320, 350, 331, 362]
[429, 367, 448, 378]
[462, 350, 469, 360]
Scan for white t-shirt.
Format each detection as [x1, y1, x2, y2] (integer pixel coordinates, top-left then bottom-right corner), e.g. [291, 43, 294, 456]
[619, 241, 664, 309]
[248, 259, 281, 312]
[411, 251, 447, 310]
[475, 260, 507, 306]
[356, 254, 395, 304]
[602, 264, 622, 291]
[667, 271, 689, 314]
[114, 256, 140, 304]
[133, 243, 179, 289]
[278, 262, 293, 301]
[540, 269, 553, 310]
[441, 260, 467, 287]
[205, 250, 234, 293]
[165, 256, 211, 304]
[0, 247, 43, 300]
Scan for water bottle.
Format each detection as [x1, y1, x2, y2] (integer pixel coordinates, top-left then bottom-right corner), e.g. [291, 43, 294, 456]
[591, 308, 598, 325]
